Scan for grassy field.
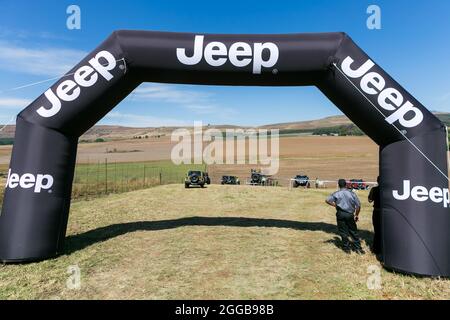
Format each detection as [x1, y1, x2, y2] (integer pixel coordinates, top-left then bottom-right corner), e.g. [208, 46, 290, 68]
[0, 135, 381, 181]
[0, 160, 206, 203]
[1, 184, 449, 300]
[0, 135, 380, 203]
[71, 160, 206, 199]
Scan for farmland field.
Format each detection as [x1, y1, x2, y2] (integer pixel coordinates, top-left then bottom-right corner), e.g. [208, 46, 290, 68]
[1, 134, 448, 205]
[1, 184, 449, 299]
[0, 135, 380, 182]
[0, 135, 380, 204]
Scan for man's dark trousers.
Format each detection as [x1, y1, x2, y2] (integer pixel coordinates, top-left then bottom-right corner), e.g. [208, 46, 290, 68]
[336, 209, 361, 250]
[372, 208, 381, 254]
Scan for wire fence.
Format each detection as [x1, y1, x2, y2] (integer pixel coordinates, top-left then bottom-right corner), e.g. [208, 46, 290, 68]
[71, 159, 207, 200]
[0, 160, 206, 206]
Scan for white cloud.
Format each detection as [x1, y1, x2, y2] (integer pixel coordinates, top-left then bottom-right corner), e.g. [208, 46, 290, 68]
[0, 115, 16, 126]
[131, 83, 212, 105]
[0, 97, 27, 126]
[184, 104, 237, 117]
[101, 111, 189, 127]
[0, 97, 31, 109]
[183, 104, 218, 114]
[0, 40, 86, 77]
[0, 28, 71, 41]
[129, 83, 237, 117]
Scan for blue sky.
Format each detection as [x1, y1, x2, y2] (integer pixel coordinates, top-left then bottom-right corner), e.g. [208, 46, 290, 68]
[0, 0, 449, 127]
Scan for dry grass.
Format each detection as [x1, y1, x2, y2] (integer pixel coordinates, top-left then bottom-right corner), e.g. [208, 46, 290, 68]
[1, 184, 449, 300]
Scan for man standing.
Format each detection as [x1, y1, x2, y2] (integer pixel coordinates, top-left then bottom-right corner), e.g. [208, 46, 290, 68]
[325, 179, 364, 254]
[368, 176, 381, 255]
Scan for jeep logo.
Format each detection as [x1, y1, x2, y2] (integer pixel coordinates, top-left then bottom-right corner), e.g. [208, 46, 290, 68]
[176, 35, 279, 74]
[36, 50, 117, 118]
[5, 169, 54, 193]
[341, 56, 424, 128]
[393, 180, 450, 208]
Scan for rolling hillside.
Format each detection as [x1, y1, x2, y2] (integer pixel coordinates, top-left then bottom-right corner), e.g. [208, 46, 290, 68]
[1, 113, 449, 142]
[259, 115, 352, 130]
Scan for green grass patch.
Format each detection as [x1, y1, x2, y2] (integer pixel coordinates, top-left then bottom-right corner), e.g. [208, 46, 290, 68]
[72, 160, 207, 199]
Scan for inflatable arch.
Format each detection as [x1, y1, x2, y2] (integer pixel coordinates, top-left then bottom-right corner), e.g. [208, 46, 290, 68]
[1, 31, 449, 277]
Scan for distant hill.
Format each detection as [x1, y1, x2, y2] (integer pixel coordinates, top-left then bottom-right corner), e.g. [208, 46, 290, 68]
[262, 113, 450, 131]
[80, 125, 172, 141]
[434, 112, 450, 126]
[0, 124, 245, 143]
[260, 115, 352, 130]
[1, 112, 449, 143]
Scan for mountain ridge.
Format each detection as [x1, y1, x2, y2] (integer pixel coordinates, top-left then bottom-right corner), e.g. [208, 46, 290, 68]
[1, 113, 449, 141]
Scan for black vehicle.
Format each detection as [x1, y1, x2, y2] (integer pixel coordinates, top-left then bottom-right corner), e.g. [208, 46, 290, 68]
[221, 175, 240, 185]
[293, 175, 311, 188]
[250, 171, 264, 185]
[185, 170, 206, 188]
[249, 169, 275, 186]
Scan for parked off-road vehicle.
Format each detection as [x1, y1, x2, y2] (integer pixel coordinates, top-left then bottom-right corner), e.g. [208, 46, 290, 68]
[185, 170, 206, 188]
[293, 175, 311, 188]
[346, 179, 368, 190]
[221, 175, 240, 185]
[249, 169, 275, 186]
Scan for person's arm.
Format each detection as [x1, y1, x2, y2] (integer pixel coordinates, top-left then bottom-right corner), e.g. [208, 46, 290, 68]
[354, 206, 361, 222]
[353, 193, 361, 221]
[325, 199, 336, 207]
[325, 194, 336, 207]
[368, 188, 374, 203]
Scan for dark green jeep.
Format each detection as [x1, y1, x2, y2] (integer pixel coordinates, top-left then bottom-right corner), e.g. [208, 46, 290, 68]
[185, 170, 206, 188]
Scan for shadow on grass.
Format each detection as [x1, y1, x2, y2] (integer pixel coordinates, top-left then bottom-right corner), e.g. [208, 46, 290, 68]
[65, 216, 373, 254]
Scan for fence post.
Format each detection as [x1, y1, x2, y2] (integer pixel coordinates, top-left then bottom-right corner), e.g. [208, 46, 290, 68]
[159, 171, 162, 185]
[85, 159, 89, 200]
[105, 158, 108, 194]
[121, 164, 124, 193]
[143, 164, 146, 188]
[114, 161, 117, 193]
[96, 160, 100, 192]
[125, 164, 129, 191]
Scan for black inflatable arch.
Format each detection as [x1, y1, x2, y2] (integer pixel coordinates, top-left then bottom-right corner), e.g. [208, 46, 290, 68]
[1, 31, 449, 277]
